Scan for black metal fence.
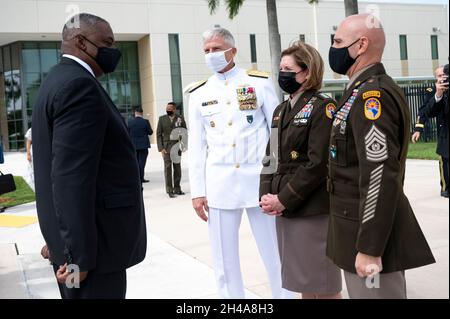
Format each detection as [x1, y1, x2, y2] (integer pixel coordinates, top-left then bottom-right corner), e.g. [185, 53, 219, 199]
[323, 76, 437, 142]
[400, 82, 437, 142]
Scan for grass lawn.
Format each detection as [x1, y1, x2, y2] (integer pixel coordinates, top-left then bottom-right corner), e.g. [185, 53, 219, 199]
[0, 176, 36, 208]
[407, 142, 439, 160]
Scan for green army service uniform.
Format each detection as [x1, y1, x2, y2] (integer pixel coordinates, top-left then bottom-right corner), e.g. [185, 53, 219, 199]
[156, 114, 187, 194]
[327, 63, 435, 298]
[260, 90, 342, 294]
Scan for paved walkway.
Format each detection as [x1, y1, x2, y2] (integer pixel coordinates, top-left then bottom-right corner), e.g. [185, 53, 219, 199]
[0, 149, 448, 299]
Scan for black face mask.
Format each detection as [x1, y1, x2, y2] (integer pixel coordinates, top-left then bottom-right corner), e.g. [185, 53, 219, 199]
[83, 37, 122, 74]
[278, 71, 303, 94]
[328, 38, 360, 75]
[166, 110, 174, 116]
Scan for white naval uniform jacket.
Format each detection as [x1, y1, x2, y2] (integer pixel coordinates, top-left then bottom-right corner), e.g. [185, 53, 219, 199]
[188, 66, 279, 209]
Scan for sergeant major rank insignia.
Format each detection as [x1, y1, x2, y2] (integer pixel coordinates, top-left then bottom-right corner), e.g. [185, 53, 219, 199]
[237, 86, 258, 110]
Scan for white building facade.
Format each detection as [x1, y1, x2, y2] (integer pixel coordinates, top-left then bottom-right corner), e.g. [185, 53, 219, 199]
[0, 0, 448, 149]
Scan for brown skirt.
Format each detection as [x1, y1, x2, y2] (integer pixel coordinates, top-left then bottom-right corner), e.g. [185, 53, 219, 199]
[276, 214, 342, 294]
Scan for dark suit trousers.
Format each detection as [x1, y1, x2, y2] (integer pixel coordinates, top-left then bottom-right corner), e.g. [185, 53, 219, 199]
[440, 156, 449, 193]
[53, 264, 127, 299]
[136, 149, 149, 182]
[163, 152, 181, 193]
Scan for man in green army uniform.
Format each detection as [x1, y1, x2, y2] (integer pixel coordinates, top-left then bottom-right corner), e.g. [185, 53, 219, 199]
[156, 102, 187, 198]
[326, 13, 435, 298]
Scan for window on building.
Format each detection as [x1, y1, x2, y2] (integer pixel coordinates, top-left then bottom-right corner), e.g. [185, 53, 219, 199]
[168, 34, 183, 114]
[299, 34, 306, 42]
[399, 35, 408, 60]
[0, 41, 141, 151]
[250, 34, 257, 63]
[431, 35, 439, 60]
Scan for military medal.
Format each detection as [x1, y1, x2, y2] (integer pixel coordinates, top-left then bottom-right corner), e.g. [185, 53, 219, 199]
[332, 83, 367, 134]
[293, 96, 317, 126]
[340, 121, 347, 134]
[237, 86, 258, 110]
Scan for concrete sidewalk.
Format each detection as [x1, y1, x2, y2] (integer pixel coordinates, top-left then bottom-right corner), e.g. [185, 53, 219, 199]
[0, 149, 448, 299]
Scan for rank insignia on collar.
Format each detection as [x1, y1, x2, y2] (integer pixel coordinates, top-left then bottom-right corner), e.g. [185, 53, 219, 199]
[290, 151, 299, 160]
[202, 100, 218, 107]
[325, 103, 337, 119]
[364, 98, 382, 120]
[237, 86, 258, 110]
[362, 90, 381, 100]
[247, 115, 254, 124]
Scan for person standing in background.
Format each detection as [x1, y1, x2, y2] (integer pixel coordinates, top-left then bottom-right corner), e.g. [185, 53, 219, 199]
[157, 102, 187, 198]
[423, 64, 449, 198]
[128, 106, 153, 184]
[411, 66, 448, 197]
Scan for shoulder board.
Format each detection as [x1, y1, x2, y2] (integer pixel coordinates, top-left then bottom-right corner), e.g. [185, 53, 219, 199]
[246, 69, 270, 79]
[426, 87, 433, 93]
[186, 80, 207, 94]
[316, 92, 331, 100]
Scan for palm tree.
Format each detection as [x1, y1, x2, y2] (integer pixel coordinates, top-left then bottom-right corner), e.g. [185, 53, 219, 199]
[207, 0, 283, 99]
[344, 0, 359, 16]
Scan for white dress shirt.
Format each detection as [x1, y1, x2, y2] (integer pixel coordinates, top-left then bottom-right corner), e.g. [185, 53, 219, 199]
[62, 54, 95, 77]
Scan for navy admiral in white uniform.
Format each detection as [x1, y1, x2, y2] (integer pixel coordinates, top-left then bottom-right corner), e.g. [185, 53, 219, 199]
[188, 27, 288, 299]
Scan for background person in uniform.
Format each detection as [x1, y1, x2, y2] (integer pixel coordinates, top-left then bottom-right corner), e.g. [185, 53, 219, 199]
[188, 27, 289, 299]
[157, 102, 187, 198]
[412, 65, 448, 197]
[259, 41, 342, 299]
[423, 64, 449, 198]
[326, 13, 435, 299]
[128, 106, 153, 183]
[32, 13, 147, 299]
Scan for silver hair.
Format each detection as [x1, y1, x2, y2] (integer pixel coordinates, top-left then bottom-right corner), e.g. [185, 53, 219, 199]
[62, 13, 107, 40]
[202, 27, 235, 47]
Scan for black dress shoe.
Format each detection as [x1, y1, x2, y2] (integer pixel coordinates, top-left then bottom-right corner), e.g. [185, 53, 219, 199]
[168, 193, 176, 198]
[174, 190, 185, 195]
[441, 190, 449, 198]
[142, 179, 149, 183]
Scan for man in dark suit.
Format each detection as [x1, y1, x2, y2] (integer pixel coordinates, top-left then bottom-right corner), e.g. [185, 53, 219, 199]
[412, 66, 448, 197]
[424, 64, 449, 198]
[128, 106, 153, 183]
[32, 13, 147, 299]
[156, 102, 187, 198]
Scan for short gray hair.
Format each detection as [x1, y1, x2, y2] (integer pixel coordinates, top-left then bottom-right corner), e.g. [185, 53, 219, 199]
[62, 13, 108, 40]
[202, 27, 235, 47]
